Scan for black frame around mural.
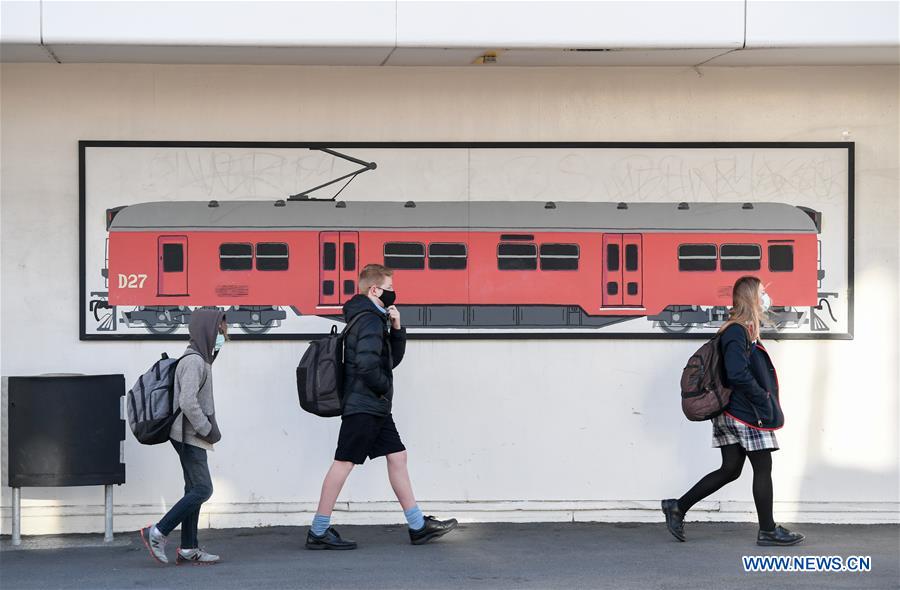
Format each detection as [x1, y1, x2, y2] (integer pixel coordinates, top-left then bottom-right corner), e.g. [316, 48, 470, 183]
[79, 141, 855, 341]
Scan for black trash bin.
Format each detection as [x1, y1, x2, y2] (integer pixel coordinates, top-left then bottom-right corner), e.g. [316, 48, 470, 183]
[4, 374, 125, 544]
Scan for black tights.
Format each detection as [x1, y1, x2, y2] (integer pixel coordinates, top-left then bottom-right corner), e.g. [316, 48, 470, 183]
[677, 444, 775, 531]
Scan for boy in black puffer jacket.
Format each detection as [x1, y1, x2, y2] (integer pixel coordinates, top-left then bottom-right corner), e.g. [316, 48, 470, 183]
[306, 264, 458, 550]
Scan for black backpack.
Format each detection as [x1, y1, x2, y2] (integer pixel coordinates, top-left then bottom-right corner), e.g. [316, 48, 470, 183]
[680, 334, 732, 421]
[296, 311, 378, 417]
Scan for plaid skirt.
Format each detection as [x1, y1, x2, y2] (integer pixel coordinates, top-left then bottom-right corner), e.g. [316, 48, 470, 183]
[712, 413, 779, 452]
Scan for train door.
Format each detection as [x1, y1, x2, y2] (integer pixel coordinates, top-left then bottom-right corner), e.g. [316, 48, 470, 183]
[158, 236, 188, 296]
[339, 232, 359, 303]
[622, 235, 643, 307]
[319, 232, 359, 305]
[602, 234, 623, 306]
[319, 232, 339, 305]
[602, 234, 643, 307]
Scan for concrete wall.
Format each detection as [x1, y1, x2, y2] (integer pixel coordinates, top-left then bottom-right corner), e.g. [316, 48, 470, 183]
[1, 64, 898, 534]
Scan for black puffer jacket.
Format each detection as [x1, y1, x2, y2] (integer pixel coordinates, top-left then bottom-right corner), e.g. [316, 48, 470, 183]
[341, 295, 407, 417]
[720, 323, 784, 430]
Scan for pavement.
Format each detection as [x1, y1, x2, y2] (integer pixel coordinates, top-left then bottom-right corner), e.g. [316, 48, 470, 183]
[1, 522, 897, 590]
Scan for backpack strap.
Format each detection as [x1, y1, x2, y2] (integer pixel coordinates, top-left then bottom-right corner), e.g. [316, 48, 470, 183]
[173, 350, 209, 456]
[340, 310, 391, 383]
[340, 310, 383, 339]
[171, 350, 207, 417]
[718, 321, 753, 354]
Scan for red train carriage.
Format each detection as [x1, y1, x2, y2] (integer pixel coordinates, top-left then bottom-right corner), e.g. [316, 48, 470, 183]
[103, 199, 822, 333]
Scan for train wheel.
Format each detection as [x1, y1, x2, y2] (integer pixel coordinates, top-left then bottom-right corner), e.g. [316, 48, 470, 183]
[239, 321, 273, 335]
[659, 308, 693, 333]
[659, 321, 692, 334]
[145, 321, 179, 335]
[655, 305, 703, 334]
[145, 310, 179, 335]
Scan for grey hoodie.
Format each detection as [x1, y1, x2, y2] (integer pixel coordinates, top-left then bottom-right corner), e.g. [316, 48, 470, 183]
[170, 309, 224, 450]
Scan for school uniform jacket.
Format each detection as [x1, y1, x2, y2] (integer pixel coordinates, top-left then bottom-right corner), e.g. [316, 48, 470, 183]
[720, 323, 785, 430]
[340, 295, 407, 417]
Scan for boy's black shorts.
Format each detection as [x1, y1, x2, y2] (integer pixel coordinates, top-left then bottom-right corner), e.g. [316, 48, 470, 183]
[335, 413, 406, 465]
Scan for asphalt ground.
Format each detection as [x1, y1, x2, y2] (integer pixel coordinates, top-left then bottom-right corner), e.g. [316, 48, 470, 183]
[1, 522, 897, 589]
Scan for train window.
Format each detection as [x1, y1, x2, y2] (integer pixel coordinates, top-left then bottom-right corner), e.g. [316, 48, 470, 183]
[625, 244, 639, 271]
[540, 243, 579, 271]
[322, 243, 336, 270]
[428, 243, 467, 270]
[769, 245, 794, 272]
[256, 243, 289, 271]
[720, 244, 761, 271]
[322, 280, 335, 296]
[678, 244, 717, 271]
[607, 244, 620, 272]
[220, 243, 252, 271]
[498, 243, 537, 270]
[162, 244, 184, 273]
[384, 242, 425, 270]
[343, 243, 356, 271]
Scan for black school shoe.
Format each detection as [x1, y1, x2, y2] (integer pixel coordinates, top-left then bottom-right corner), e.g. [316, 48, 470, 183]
[757, 525, 805, 546]
[409, 516, 459, 545]
[305, 527, 358, 550]
[661, 499, 686, 542]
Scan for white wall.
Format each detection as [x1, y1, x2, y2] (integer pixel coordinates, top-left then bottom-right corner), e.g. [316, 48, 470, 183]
[1, 64, 898, 534]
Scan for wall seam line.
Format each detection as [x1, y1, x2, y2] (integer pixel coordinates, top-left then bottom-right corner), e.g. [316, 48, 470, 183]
[38, 0, 61, 64]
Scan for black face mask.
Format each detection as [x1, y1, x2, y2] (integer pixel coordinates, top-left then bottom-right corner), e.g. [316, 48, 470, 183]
[378, 288, 397, 308]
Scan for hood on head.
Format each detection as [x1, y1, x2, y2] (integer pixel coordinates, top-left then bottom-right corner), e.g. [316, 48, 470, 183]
[343, 294, 385, 323]
[188, 308, 225, 363]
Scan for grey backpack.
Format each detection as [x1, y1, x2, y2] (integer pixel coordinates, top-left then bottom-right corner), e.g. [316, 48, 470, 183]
[127, 352, 199, 444]
[296, 312, 378, 417]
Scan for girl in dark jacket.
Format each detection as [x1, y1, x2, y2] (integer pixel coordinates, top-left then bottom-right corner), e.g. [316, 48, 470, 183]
[662, 276, 805, 546]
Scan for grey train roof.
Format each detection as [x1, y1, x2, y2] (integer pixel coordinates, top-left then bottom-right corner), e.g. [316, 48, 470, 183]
[110, 200, 817, 233]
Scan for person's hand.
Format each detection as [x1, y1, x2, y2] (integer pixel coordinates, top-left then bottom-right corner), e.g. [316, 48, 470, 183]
[200, 417, 222, 444]
[387, 305, 401, 329]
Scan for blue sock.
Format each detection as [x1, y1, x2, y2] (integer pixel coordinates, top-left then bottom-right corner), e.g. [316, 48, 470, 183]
[404, 505, 425, 531]
[311, 513, 331, 536]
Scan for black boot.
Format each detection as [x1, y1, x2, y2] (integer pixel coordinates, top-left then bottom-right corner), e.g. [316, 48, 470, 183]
[757, 525, 805, 546]
[305, 527, 358, 550]
[409, 516, 459, 545]
[661, 499, 686, 542]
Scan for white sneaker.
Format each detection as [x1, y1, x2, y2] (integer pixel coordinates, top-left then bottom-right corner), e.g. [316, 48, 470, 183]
[176, 547, 220, 565]
[140, 525, 168, 564]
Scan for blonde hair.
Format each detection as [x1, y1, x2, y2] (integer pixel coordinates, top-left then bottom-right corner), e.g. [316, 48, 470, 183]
[718, 275, 767, 341]
[358, 264, 394, 293]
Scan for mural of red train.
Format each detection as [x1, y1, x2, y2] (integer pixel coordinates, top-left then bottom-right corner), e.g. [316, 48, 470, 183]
[93, 198, 827, 335]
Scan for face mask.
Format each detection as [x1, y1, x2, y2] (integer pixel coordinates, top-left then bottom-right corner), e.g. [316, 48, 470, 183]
[377, 288, 397, 308]
[760, 292, 772, 312]
[214, 333, 225, 351]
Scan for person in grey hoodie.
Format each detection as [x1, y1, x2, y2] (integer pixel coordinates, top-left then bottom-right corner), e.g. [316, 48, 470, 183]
[140, 309, 226, 565]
